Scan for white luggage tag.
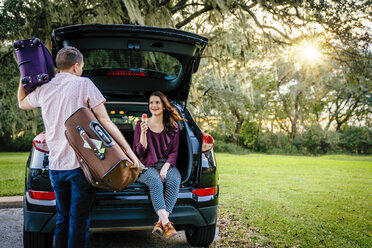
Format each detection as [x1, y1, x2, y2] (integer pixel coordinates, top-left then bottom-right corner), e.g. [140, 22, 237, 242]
[83, 138, 102, 150]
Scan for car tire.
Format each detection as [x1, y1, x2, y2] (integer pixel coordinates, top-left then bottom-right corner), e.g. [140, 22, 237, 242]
[185, 223, 216, 247]
[23, 227, 54, 248]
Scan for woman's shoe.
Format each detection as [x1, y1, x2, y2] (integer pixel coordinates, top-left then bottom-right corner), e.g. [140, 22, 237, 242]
[163, 222, 177, 239]
[152, 222, 164, 238]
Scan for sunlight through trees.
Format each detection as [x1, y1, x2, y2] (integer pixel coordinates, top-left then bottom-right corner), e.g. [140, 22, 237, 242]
[0, 0, 371, 153]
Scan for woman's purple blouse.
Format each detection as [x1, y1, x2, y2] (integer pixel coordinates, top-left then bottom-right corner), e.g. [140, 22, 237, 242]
[133, 120, 179, 168]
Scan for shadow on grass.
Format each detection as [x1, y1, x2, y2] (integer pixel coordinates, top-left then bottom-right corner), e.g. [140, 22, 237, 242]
[212, 207, 273, 248]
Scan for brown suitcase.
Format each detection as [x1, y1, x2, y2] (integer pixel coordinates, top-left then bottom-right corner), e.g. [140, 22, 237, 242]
[65, 107, 140, 191]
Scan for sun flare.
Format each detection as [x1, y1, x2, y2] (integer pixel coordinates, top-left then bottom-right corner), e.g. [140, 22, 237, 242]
[301, 44, 322, 62]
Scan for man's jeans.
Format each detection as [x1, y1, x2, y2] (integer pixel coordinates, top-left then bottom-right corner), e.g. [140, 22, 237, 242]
[49, 168, 95, 248]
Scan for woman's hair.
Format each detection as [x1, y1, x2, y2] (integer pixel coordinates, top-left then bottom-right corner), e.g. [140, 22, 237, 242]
[55, 46, 83, 70]
[149, 91, 183, 133]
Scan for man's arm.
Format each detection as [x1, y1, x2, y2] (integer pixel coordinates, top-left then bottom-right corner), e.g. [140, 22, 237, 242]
[92, 103, 140, 167]
[17, 80, 35, 110]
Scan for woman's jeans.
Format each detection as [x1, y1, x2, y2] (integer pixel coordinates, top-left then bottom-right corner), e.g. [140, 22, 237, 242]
[49, 168, 95, 248]
[137, 162, 181, 214]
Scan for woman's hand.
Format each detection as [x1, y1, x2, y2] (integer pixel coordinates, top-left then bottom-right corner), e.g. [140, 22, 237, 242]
[130, 160, 139, 168]
[140, 121, 148, 134]
[139, 121, 148, 149]
[159, 163, 171, 182]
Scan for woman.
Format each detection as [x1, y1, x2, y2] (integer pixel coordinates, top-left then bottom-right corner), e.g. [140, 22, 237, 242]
[133, 91, 182, 239]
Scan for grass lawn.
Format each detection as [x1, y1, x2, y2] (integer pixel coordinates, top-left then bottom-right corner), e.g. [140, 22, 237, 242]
[0, 152, 29, 196]
[0, 152, 371, 247]
[213, 153, 372, 248]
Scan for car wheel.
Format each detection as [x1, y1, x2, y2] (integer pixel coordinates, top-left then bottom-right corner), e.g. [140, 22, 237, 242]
[23, 227, 54, 248]
[185, 223, 216, 247]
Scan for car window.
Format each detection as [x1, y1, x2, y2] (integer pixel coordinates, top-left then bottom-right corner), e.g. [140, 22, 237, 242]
[82, 49, 181, 78]
[110, 114, 140, 129]
[106, 104, 148, 129]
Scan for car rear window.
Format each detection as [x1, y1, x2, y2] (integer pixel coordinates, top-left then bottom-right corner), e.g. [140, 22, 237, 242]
[82, 49, 181, 79]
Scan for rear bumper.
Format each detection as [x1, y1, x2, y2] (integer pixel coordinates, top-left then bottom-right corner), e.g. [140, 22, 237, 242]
[23, 199, 56, 233]
[90, 205, 218, 230]
[24, 192, 218, 232]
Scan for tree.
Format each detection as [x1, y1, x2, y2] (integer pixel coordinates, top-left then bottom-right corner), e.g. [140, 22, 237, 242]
[1, 0, 371, 150]
[324, 50, 372, 130]
[0, 0, 133, 141]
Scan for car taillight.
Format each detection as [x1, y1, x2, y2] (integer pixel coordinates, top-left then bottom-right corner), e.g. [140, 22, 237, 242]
[33, 131, 49, 153]
[107, 70, 145, 76]
[28, 190, 56, 200]
[201, 133, 215, 153]
[192, 186, 218, 196]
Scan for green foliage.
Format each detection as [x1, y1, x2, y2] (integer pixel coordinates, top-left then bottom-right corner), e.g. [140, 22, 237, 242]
[0, 46, 43, 139]
[189, 25, 258, 144]
[338, 126, 372, 154]
[213, 139, 249, 154]
[0, 131, 34, 152]
[0, 0, 370, 153]
[239, 120, 258, 150]
[0, 0, 25, 40]
[294, 124, 340, 155]
[0, 0, 136, 145]
[258, 131, 296, 154]
[248, 125, 372, 155]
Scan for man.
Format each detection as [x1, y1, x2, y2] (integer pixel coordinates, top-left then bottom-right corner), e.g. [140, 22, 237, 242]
[17, 46, 140, 248]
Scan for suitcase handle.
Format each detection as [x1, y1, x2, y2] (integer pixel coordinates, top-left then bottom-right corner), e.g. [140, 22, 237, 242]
[90, 121, 114, 147]
[76, 126, 105, 160]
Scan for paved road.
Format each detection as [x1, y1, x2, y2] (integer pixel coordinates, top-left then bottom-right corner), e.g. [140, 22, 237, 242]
[0, 208, 217, 247]
[0, 208, 23, 247]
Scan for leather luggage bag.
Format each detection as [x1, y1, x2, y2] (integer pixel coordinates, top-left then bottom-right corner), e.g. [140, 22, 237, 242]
[65, 107, 140, 191]
[14, 37, 55, 94]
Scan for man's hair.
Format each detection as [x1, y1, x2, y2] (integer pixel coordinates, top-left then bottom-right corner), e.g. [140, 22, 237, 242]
[55, 47, 83, 70]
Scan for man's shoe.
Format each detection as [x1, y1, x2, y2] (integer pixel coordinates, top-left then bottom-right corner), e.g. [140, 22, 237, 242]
[152, 222, 164, 238]
[163, 222, 177, 239]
